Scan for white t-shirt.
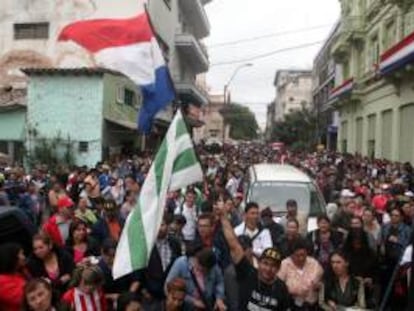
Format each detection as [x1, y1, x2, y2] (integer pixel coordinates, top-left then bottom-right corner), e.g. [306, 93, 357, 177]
[175, 203, 197, 241]
[234, 222, 273, 257]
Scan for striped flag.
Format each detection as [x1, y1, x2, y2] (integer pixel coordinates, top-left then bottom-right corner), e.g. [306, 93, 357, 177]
[112, 110, 203, 279]
[57, 1, 175, 134]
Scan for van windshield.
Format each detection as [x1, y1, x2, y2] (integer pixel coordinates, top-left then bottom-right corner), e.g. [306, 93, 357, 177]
[249, 181, 311, 213]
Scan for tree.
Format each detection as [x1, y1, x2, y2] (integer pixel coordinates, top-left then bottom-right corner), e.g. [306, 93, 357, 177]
[270, 108, 319, 151]
[220, 103, 259, 140]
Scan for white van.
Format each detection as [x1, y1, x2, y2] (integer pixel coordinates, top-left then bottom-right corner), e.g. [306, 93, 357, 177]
[244, 164, 326, 232]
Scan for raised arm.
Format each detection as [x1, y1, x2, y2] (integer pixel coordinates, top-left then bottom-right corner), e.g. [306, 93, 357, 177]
[219, 203, 244, 264]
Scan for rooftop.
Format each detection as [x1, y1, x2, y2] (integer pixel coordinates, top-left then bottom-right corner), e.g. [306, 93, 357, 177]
[22, 67, 125, 77]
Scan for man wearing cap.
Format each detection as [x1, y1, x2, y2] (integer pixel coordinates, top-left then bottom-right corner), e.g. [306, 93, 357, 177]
[42, 195, 74, 247]
[219, 202, 291, 310]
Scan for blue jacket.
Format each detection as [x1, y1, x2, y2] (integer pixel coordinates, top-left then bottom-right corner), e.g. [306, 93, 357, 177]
[381, 223, 412, 248]
[165, 256, 224, 308]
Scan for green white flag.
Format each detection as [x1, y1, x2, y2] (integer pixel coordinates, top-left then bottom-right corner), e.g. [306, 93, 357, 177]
[112, 110, 203, 279]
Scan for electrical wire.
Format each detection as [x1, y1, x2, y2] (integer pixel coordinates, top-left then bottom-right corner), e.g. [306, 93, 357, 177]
[209, 24, 333, 48]
[210, 40, 325, 66]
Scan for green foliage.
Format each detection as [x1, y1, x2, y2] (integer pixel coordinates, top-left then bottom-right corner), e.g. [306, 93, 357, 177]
[270, 108, 319, 152]
[220, 103, 259, 140]
[26, 132, 75, 171]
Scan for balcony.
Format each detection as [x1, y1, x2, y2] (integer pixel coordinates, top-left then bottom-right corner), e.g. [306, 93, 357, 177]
[331, 16, 365, 61]
[175, 80, 209, 106]
[175, 33, 209, 74]
[179, 0, 210, 38]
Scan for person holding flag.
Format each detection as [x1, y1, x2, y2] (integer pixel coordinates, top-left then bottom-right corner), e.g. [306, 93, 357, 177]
[112, 109, 204, 280]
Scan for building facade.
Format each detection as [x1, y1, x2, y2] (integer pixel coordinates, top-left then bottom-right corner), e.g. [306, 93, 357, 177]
[0, 0, 212, 161]
[0, 88, 26, 162]
[312, 23, 340, 151]
[331, 0, 414, 163]
[24, 68, 140, 167]
[273, 70, 313, 122]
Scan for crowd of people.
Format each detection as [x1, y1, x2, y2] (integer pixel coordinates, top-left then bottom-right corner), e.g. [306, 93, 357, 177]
[0, 144, 414, 310]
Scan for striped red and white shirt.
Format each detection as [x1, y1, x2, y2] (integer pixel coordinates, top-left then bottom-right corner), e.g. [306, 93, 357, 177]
[62, 288, 107, 311]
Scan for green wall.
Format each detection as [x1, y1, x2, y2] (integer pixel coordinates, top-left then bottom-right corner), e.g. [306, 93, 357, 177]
[0, 108, 26, 141]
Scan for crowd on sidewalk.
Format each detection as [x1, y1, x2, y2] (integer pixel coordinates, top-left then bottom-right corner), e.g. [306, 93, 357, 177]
[1, 144, 414, 310]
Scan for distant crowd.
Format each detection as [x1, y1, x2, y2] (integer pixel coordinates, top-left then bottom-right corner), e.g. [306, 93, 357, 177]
[0, 144, 414, 310]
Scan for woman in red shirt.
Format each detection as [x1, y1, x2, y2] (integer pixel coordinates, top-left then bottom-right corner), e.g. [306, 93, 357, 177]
[0, 243, 27, 311]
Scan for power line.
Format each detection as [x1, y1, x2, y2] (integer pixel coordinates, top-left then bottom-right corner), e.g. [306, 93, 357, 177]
[210, 40, 325, 66]
[209, 24, 333, 49]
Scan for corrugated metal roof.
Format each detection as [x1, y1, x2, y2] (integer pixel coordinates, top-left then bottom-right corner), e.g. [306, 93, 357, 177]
[22, 67, 124, 77]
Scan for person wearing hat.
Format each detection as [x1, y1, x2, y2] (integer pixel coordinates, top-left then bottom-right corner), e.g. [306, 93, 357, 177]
[219, 202, 291, 310]
[91, 199, 124, 244]
[42, 195, 75, 247]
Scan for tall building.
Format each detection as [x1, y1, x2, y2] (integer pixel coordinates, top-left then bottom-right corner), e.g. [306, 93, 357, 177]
[148, 0, 211, 110]
[312, 22, 340, 151]
[273, 70, 313, 122]
[330, 0, 414, 162]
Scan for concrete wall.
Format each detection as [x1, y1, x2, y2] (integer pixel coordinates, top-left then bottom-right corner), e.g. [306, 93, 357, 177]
[26, 74, 104, 167]
[0, 108, 26, 140]
[0, 0, 176, 87]
[338, 80, 414, 163]
[102, 73, 140, 124]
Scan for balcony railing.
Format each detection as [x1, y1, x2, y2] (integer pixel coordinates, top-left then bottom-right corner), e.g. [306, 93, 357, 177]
[331, 16, 365, 60]
[175, 33, 209, 73]
[179, 0, 210, 39]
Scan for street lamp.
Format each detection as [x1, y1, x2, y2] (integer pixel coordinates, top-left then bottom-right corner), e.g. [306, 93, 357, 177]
[222, 63, 253, 145]
[223, 63, 253, 105]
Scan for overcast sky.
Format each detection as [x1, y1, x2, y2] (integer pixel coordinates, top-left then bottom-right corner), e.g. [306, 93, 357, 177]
[205, 0, 340, 128]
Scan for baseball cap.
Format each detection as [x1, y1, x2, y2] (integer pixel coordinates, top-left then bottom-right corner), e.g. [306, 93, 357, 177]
[57, 196, 74, 209]
[260, 247, 281, 264]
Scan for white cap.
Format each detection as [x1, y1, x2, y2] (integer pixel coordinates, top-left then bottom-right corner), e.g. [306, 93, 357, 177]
[405, 191, 414, 198]
[341, 189, 356, 198]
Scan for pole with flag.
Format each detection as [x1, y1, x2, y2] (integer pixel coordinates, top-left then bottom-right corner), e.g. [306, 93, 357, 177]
[57, 0, 175, 134]
[112, 110, 203, 279]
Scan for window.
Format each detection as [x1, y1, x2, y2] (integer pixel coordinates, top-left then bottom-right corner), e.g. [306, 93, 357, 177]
[404, 11, 414, 37]
[14, 23, 49, 40]
[385, 20, 396, 49]
[370, 35, 380, 66]
[124, 89, 137, 107]
[79, 142, 89, 153]
[343, 61, 350, 80]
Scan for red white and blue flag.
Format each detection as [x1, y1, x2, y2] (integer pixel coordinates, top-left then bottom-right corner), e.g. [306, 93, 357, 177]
[58, 1, 175, 134]
[380, 31, 414, 75]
